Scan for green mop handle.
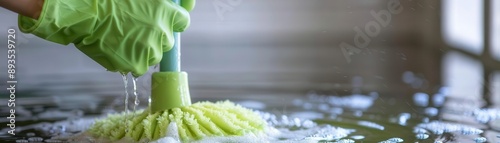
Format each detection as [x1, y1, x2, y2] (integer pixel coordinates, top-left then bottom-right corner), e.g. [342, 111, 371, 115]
[150, 0, 191, 113]
[160, 0, 181, 72]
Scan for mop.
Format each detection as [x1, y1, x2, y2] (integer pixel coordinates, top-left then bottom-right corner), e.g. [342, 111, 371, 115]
[87, 0, 266, 142]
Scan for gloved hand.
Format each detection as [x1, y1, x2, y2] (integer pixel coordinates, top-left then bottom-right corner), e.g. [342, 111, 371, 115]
[18, 0, 195, 77]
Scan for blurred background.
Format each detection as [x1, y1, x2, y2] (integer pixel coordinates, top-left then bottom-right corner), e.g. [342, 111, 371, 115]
[0, 0, 499, 113]
[0, 0, 499, 142]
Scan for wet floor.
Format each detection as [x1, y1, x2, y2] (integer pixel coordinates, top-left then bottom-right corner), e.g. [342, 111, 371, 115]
[1, 0, 499, 142]
[0, 84, 499, 142]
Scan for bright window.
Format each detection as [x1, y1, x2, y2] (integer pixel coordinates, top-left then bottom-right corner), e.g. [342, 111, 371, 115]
[442, 52, 483, 99]
[442, 0, 483, 54]
[493, 72, 500, 104]
[442, 0, 500, 103]
[493, 0, 500, 60]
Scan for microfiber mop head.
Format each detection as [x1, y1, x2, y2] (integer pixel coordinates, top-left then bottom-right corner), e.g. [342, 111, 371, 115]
[88, 101, 266, 142]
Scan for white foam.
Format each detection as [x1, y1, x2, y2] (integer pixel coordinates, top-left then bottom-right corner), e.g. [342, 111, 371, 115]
[417, 121, 483, 135]
[164, 122, 180, 142]
[337, 139, 355, 143]
[472, 108, 500, 123]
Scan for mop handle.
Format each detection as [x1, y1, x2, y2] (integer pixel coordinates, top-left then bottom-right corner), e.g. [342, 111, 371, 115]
[160, 0, 181, 72]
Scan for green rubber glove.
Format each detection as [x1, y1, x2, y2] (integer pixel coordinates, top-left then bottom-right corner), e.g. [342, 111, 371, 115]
[18, 0, 195, 77]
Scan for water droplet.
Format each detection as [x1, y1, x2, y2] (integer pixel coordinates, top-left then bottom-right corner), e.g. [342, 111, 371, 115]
[387, 137, 404, 142]
[413, 128, 427, 134]
[302, 120, 315, 128]
[413, 92, 429, 107]
[474, 137, 487, 143]
[132, 77, 140, 114]
[432, 94, 445, 107]
[416, 133, 429, 139]
[424, 107, 438, 116]
[398, 113, 411, 125]
[358, 121, 384, 130]
[292, 118, 301, 127]
[350, 135, 365, 140]
[422, 117, 430, 123]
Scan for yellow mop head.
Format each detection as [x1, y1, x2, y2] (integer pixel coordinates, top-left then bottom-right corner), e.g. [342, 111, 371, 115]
[88, 101, 266, 142]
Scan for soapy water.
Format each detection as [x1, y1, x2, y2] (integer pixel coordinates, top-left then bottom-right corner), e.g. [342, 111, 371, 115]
[2, 91, 499, 143]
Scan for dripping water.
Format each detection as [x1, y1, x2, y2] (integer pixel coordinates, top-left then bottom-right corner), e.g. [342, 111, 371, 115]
[132, 77, 140, 115]
[121, 73, 130, 133]
[121, 73, 130, 113]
